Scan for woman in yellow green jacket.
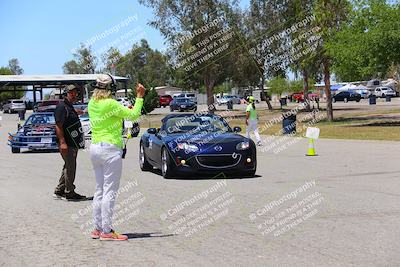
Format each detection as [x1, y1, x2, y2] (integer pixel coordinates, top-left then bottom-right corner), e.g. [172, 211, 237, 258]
[88, 74, 145, 241]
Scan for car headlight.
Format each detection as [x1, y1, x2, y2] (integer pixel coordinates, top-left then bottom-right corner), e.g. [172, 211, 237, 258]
[177, 143, 199, 152]
[236, 141, 250, 150]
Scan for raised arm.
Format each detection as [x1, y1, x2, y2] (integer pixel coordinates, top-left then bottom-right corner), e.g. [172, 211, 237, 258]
[114, 83, 146, 121]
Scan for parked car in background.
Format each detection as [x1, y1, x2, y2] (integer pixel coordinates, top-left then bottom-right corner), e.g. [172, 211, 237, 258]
[176, 93, 197, 103]
[37, 100, 62, 112]
[3, 99, 26, 114]
[159, 95, 173, 107]
[170, 98, 197, 112]
[354, 89, 370, 99]
[374, 87, 396, 98]
[8, 112, 58, 153]
[116, 97, 132, 108]
[332, 91, 361, 103]
[217, 95, 242, 105]
[291, 92, 319, 102]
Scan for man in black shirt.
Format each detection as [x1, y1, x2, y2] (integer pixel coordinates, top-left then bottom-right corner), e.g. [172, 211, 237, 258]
[53, 84, 86, 201]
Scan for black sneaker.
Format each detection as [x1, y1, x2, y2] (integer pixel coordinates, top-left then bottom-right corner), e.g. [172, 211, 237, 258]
[53, 192, 65, 200]
[64, 193, 87, 201]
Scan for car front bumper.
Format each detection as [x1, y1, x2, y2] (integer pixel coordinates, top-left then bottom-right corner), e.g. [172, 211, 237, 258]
[169, 150, 256, 176]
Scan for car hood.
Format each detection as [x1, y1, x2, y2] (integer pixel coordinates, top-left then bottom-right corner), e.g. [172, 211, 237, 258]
[163, 132, 246, 144]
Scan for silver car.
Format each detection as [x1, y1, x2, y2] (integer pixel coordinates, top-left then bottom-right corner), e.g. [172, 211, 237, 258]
[3, 99, 26, 113]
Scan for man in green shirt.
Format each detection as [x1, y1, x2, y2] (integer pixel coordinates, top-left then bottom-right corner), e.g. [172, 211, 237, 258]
[246, 96, 262, 146]
[88, 74, 145, 241]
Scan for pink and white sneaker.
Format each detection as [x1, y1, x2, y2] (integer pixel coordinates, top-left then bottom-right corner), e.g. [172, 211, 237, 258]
[90, 229, 101, 239]
[100, 230, 128, 241]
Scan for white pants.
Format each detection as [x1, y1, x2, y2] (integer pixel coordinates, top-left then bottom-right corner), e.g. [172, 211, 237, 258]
[90, 142, 123, 233]
[246, 119, 261, 143]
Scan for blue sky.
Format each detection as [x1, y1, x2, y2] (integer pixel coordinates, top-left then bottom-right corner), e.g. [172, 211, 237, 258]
[0, 0, 249, 75]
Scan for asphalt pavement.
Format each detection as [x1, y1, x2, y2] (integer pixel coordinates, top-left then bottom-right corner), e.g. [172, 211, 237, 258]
[0, 111, 399, 267]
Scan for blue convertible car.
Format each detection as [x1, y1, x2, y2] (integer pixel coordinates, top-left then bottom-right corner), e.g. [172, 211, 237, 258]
[139, 114, 257, 178]
[8, 112, 58, 153]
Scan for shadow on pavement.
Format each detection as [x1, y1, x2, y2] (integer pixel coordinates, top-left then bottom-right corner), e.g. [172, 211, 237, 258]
[21, 149, 59, 154]
[149, 169, 262, 180]
[124, 232, 175, 239]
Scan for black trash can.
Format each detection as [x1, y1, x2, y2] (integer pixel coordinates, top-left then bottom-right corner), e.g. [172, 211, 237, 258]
[386, 95, 391, 102]
[369, 95, 376, 105]
[282, 113, 296, 135]
[227, 100, 233, 110]
[18, 109, 26, 120]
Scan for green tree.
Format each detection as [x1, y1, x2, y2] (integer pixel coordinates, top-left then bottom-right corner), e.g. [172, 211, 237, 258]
[0, 66, 24, 103]
[8, 58, 24, 75]
[246, 0, 289, 110]
[115, 39, 171, 89]
[101, 47, 123, 74]
[285, 0, 321, 110]
[328, 0, 400, 81]
[63, 44, 97, 74]
[313, 0, 351, 121]
[129, 86, 159, 115]
[268, 76, 290, 98]
[139, 0, 240, 113]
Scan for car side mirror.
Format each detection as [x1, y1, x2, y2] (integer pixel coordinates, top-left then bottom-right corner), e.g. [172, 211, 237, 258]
[17, 123, 21, 130]
[147, 128, 157, 134]
[233, 126, 241, 133]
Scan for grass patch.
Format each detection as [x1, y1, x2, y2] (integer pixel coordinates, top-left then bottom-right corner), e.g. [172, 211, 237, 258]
[143, 109, 400, 141]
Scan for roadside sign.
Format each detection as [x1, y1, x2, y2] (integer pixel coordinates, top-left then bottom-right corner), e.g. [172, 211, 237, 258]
[306, 127, 320, 139]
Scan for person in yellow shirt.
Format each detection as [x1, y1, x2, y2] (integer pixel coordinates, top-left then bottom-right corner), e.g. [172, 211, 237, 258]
[88, 74, 145, 241]
[246, 96, 262, 146]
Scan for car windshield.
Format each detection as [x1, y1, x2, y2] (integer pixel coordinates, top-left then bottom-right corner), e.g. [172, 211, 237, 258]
[12, 100, 24, 103]
[163, 115, 231, 134]
[175, 98, 190, 103]
[25, 114, 55, 125]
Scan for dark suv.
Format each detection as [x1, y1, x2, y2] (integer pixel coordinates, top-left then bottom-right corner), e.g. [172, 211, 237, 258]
[332, 91, 361, 103]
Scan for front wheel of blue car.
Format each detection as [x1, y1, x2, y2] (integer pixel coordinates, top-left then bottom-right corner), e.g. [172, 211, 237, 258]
[11, 147, 20, 153]
[161, 147, 176, 179]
